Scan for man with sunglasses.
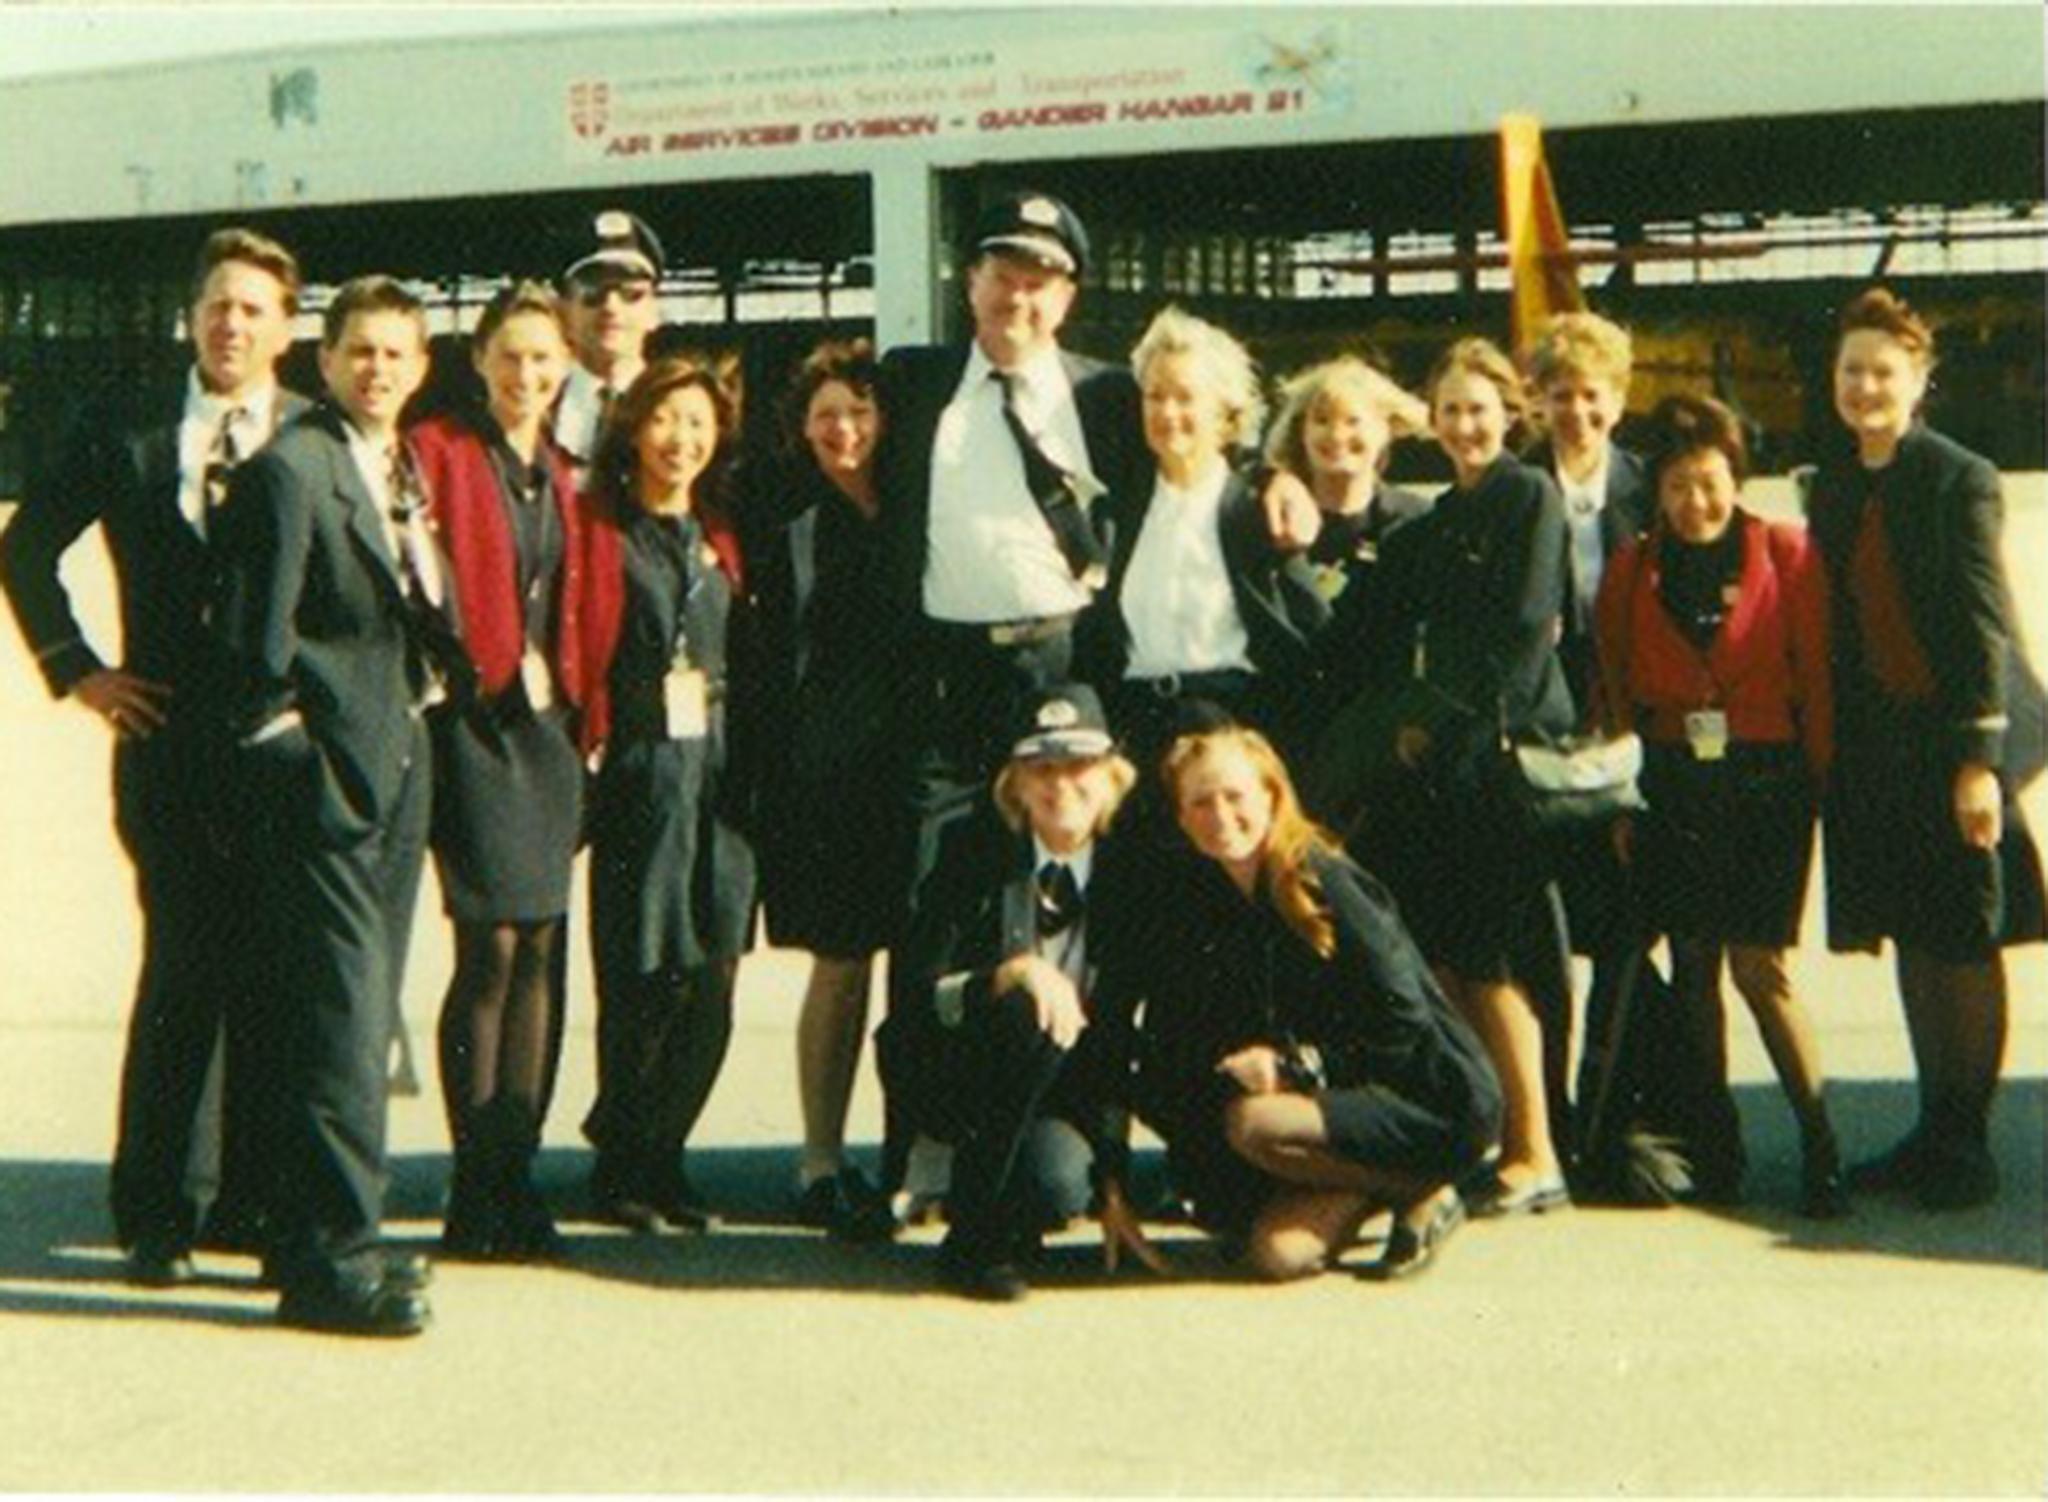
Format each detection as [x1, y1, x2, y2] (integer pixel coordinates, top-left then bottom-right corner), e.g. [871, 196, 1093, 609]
[555, 209, 666, 478]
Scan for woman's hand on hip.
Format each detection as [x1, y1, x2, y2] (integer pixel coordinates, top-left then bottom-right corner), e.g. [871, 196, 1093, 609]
[1953, 761, 2003, 850]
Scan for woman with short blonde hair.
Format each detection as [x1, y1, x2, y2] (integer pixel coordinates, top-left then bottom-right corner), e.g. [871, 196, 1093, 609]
[1078, 305, 1325, 772]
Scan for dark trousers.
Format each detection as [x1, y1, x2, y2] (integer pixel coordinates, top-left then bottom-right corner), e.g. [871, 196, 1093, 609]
[884, 621, 1076, 1192]
[249, 723, 430, 1298]
[583, 959, 736, 1184]
[932, 988, 1094, 1255]
[108, 736, 268, 1252]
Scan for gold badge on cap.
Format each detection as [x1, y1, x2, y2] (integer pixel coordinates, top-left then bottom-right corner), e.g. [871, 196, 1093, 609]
[595, 209, 631, 240]
[1037, 698, 1080, 729]
[1021, 197, 1061, 228]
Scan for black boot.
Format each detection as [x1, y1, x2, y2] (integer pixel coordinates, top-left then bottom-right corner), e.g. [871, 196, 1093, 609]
[440, 1113, 499, 1259]
[494, 1100, 566, 1262]
[1797, 1115, 1849, 1220]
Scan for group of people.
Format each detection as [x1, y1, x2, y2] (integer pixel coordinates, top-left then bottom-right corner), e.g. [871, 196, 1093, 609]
[3, 187, 2041, 1333]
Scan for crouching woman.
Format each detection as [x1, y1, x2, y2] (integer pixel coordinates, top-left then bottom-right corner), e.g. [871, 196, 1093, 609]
[1152, 726, 1502, 1280]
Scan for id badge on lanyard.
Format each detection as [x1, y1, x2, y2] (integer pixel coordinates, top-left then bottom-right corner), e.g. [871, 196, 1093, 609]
[1685, 708, 1729, 762]
[661, 530, 715, 742]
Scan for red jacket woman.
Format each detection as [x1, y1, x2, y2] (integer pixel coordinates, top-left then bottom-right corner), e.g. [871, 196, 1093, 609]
[1593, 393, 1843, 1217]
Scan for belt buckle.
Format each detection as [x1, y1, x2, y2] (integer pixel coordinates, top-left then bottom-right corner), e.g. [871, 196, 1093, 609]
[987, 620, 1025, 647]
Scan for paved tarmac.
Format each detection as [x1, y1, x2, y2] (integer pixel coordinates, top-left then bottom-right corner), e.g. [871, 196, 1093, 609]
[1, 481, 2043, 1495]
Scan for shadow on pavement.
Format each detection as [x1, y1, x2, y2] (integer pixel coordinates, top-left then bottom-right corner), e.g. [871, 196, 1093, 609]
[1682, 1078, 2046, 1273]
[2, 1080, 2038, 1319]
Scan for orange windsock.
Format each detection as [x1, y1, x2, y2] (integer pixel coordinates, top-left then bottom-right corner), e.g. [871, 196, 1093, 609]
[1500, 113, 1583, 356]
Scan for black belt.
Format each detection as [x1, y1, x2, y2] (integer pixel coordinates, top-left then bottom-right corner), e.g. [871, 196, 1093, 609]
[926, 613, 1078, 651]
[1121, 668, 1256, 701]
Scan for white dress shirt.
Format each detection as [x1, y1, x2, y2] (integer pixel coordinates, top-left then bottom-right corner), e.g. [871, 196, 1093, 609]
[554, 363, 614, 468]
[1120, 463, 1253, 679]
[177, 369, 279, 535]
[340, 420, 443, 606]
[922, 343, 1099, 623]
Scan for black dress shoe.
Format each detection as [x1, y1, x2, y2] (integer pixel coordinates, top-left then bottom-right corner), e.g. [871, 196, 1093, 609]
[937, 1235, 1028, 1302]
[1364, 1190, 1466, 1282]
[1914, 1137, 2000, 1212]
[128, 1243, 198, 1288]
[276, 1279, 431, 1337]
[383, 1251, 435, 1291]
[796, 1169, 899, 1243]
[1846, 1130, 1933, 1196]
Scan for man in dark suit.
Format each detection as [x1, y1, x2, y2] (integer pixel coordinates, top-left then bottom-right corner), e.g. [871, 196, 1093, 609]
[0, 228, 306, 1285]
[879, 684, 1162, 1300]
[209, 275, 446, 1336]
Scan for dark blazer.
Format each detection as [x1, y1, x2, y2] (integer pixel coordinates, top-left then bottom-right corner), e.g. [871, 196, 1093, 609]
[1806, 423, 2047, 778]
[209, 405, 433, 847]
[0, 377, 310, 706]
[883, 810, 1156, 1167]
[1528, 441, 1652, 719]
[1392, 453, 1576, 746]
[1300, 480, 1434, 722]
[1135, 848, 1503, 1163]
[1076, 464, 1332, 689]
[874, 342, 1150, 618]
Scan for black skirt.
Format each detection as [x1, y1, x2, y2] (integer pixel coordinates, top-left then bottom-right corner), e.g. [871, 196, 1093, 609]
[758, 752, 906, 957]
[1824, 708, 2047, 962]
[1636, 740, 1817, 948]
[428, 698, 583, 923]
[1357, 727, 1558, 982]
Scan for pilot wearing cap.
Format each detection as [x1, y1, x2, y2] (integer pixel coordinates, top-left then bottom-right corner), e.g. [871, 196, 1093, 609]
[556, 209, 666, 475]
[878, 683, 1163, 1300]
[877, 189, 1151, 894]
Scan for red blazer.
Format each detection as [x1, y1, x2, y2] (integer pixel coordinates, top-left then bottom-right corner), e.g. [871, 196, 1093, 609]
[409, 412, 623, 750]
[1595, 511, 1833, 777]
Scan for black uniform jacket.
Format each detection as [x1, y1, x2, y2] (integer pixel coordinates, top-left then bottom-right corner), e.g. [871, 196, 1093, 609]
[1075, 464, 1331, 690]
[1805, 423, 2047, 780]
[1133, 847, 1504, 1156]
[742, 460, 910, 782]
[209, 405, 432, 848]
[874, 342, 1151, 620]
[1388, 452, 1576, 749]
[881, 810, 1160, 1171]
[0, 376, 310, 703]
[1300, 480, 1434, 722]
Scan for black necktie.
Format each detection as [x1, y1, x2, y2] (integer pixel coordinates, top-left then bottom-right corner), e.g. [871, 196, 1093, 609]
[1036, 860, 1085, 938]
[993, 371, 1108, 590]
[201, 407, 245, 526]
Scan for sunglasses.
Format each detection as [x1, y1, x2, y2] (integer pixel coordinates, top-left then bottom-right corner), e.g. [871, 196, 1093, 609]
[573, 281, 655, 309]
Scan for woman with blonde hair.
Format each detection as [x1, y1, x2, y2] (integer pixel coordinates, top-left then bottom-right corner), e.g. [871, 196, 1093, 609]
[1144, 725, 1501, 1281]
[580, 352, 757, 1232]
[1079, 305, 1326, 767]
[879, 684, 1161, 1300]
[1368, 336, 1577, 1216]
